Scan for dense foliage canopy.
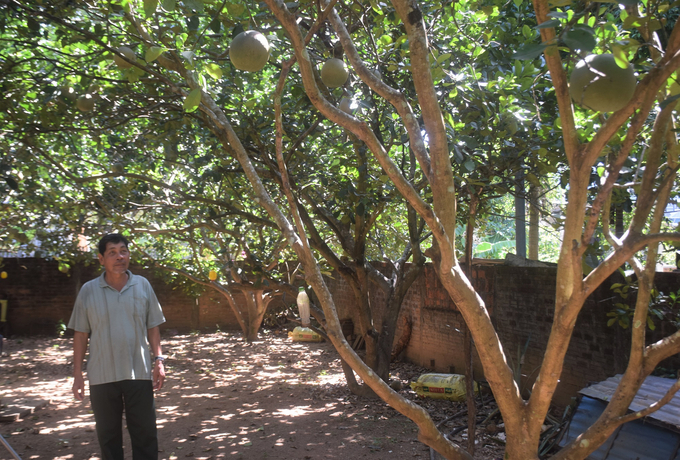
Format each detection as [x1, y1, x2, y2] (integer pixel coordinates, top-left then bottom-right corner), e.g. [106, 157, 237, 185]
[1, 0, 680, 458]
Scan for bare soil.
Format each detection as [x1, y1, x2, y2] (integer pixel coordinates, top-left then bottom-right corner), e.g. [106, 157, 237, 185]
[0, 331, 505, 460]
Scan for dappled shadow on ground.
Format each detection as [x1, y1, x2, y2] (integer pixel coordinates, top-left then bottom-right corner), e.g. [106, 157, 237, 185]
[0, 332, 504, 460]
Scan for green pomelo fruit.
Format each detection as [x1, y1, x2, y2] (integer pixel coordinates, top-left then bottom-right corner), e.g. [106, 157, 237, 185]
[60, 85, 77, 101]
[321, 58, 349, 88]
[76, 94, 95, 112]
[229, 31, 270, 72]
[569, 54, 636, 113]
[114, 46, 136, 69]
[339, 97, 353, 113]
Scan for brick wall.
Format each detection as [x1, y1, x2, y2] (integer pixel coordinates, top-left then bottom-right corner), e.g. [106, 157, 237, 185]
[0, 258, 241, 335]
[1, 257, 678, 404]
[316, 262, 678, 405]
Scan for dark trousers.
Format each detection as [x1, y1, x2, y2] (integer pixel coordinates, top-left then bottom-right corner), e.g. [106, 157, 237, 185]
[90, 380, 158, 460]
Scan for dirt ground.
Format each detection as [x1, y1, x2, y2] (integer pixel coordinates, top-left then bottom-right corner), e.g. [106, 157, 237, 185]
[0, 331, 506, 460]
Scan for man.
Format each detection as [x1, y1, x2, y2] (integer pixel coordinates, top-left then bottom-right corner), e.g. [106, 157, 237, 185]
[69, 233, 166, 460]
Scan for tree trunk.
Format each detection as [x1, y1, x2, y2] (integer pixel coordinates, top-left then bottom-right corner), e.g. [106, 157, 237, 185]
[464, 190, 478, 456]
[528, 185, 540, 260]
[373, 294, 404, 381]
[243, 290, 271, 341]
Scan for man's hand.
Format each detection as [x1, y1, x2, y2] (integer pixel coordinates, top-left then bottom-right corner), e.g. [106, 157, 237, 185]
[153, 360, 165, 390]
[73, 373, 85, 401]
[72, 331, 88, 401]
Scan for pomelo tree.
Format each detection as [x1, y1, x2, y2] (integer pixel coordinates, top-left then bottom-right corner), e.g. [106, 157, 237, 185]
[1, 0, 680, 459]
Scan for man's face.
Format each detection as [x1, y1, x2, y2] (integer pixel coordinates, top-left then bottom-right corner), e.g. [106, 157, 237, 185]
[98, 241, 130, 275]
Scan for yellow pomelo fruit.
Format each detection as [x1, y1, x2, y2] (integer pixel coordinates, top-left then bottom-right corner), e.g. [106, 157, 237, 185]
[76, 94, 95, 112]
[569, 54, 636, 113]
[0, 271, 7, 279]
[114, 46, 136, 69]
[229, 31, 270, 72]
[321, 58, 349, 88]
[208, 270, 218, 281]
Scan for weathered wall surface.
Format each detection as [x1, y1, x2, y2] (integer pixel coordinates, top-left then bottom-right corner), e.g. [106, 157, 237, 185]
[318, 263, 679, 406]
[1, 257, 678, 405]
[0, 258, 240, 335]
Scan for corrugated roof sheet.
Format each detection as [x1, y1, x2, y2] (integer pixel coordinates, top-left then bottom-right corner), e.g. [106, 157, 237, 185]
[559, 375, 680, 460]
[579, 374, 680, 430]
[560, 397, 680, 460]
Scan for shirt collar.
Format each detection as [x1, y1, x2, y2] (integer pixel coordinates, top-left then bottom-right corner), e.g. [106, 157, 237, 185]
[98, 270, 137, 289]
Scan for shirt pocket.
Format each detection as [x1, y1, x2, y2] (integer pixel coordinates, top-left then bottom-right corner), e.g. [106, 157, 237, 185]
[132, 288, 149, 320]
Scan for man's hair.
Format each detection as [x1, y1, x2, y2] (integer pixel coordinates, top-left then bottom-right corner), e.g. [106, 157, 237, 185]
[97, 233, 129, 255]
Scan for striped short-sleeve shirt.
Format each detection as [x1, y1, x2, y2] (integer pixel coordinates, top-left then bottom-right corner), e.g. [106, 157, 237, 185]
[68, 271, 165, 385]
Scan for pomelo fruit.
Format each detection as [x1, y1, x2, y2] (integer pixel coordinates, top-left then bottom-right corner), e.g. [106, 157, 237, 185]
[60, 85, 77, 100]
[321, 58, 349, 88]
[339, 97, 354, 113]
[229, 31, 270, 72]
[114, 46, 136, 69]
[0, 271, 7, 279]
[76, 94, 95, 112]
[209, 270, 218, 281]
[569, 54, 636, 113]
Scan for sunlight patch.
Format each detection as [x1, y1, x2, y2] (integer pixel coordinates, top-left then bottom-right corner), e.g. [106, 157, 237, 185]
[273, 405, 312, 417]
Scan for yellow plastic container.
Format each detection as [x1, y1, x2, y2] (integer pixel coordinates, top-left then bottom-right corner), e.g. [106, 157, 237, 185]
[288, 326, 323, 342]
[410, 373, 478, 401]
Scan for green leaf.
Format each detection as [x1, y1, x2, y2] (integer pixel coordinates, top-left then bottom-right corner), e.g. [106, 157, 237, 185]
[181, 50, 195, 69]
[512, 43, 547, 60]
[647, 316, 655, 330]
[184, 0, 205, 12]
[623, 15, 645, 29]
[210, 17, 221, 33]
[368, 0, 382, 13]
[660, 94, 680, 110]
[563, 27, 596, 52]
[611, 45, 630, 68]
[436, 53, 451, 64]
[607, 318, 617, 327]
[143, 0, 158, 17]
[463, 159, 475, 172]
[183, 88, 202, 112]
[205, 63, 223, 80]
[228, 3, 245, 16]
[5, 176, 18, 190]
[536, 19, 560, 29]
[145, 46, 165, 63]
[161, 0, 176, 11]
[187, 15, 200, 31]
[476, 242, 492, 252]
[27, 17, 41, 33]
